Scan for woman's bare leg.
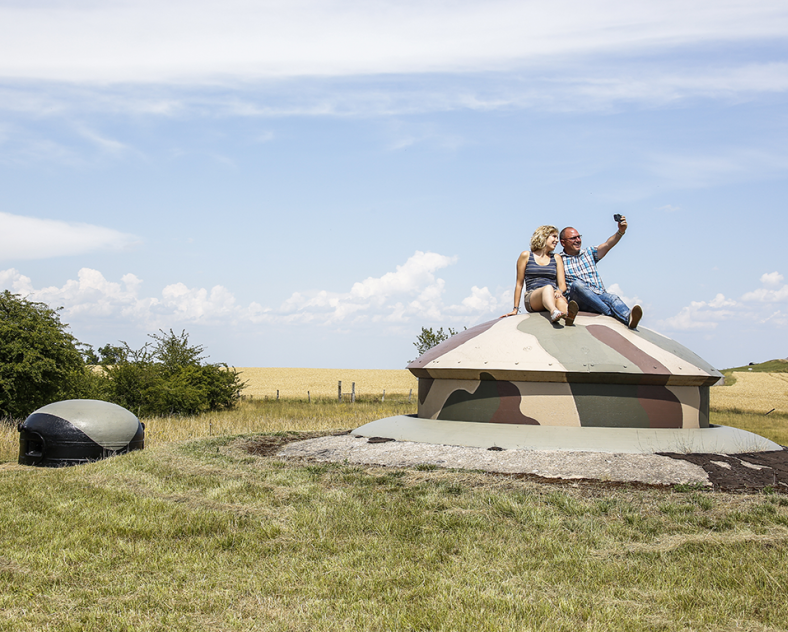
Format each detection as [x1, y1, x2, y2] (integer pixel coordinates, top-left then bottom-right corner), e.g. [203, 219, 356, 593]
[530, 287, 563, 316]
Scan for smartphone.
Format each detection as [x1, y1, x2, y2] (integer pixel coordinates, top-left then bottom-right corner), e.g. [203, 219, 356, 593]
[613, 214, 622, 222]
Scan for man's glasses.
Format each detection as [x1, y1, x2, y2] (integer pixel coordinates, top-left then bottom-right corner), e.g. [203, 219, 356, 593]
[563, 235, 582, 241]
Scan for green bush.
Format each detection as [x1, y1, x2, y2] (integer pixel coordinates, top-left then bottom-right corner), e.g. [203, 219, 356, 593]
[0, 291, 94, 420]
[412, 326, 459, 359]
[101, 330, 245, 417]
[0, 291, 243, 420]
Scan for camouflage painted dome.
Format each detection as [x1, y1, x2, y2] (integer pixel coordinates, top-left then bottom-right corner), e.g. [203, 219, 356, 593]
[407, 313, 722, 429]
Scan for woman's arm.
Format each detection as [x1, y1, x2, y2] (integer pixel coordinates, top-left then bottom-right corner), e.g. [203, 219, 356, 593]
[556, 254, 567, 295]
[501, 251, 529, 317]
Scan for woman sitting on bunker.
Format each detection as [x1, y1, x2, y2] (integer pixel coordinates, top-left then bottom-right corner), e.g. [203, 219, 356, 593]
[501, 224, 579, 325]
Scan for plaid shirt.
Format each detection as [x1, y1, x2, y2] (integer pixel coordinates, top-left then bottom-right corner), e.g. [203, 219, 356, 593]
[561, 246, 606, 295]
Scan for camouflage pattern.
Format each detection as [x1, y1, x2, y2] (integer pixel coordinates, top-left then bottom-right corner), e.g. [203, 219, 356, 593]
[408, 313, 722, 429]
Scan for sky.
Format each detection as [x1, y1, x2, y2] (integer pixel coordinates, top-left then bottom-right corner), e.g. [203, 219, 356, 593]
[1, 0, 787, 370]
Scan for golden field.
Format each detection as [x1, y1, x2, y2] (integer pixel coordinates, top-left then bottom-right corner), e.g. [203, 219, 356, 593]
[711, 371, 788, 414]
[235, 367, 417, 400]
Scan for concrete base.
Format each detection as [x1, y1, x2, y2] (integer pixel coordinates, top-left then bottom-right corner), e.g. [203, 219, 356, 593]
[353, 415, 782, 455]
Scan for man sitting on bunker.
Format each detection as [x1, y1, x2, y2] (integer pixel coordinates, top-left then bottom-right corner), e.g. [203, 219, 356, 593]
[559, 215, 643, 329]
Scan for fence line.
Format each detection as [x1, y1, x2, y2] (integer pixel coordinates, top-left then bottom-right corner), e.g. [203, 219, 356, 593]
[241, 381, 415, 404]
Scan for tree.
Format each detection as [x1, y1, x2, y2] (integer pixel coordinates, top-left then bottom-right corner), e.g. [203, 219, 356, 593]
[101, 329, 245, 417]
[413, 326, 459, 359]
[0, 291, 92, 419]
[97, 343, 127, 365]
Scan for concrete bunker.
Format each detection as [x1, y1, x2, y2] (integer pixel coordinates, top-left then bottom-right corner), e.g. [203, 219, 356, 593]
[354, 313, 781, 454]
[18, 399, 144, 467]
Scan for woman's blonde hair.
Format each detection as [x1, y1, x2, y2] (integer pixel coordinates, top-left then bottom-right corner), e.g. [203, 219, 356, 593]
[530, 225, 559, 251]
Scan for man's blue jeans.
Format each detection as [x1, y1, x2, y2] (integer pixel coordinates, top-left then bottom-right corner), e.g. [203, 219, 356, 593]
[568, 281, 630, 325]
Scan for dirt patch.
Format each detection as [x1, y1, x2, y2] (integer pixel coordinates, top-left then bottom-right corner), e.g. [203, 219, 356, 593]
[244, 430, 349, 457]
[660, 449, 788, 492]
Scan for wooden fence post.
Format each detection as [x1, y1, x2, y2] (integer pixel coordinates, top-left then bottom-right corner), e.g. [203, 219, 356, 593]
[382, 389, 385, 402]
[308, 391, 311, 404]
[351, 382, 355, 403]
[408, 388, 412, 403]
[338, 381, 342, 403]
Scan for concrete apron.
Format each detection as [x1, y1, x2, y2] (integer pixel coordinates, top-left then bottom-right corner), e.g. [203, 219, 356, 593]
[353, 415, 782, 454]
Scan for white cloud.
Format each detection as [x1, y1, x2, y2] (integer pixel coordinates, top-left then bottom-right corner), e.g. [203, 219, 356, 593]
[741, 285, 788, 303]
[0, 268, 34, 295]
[762, 310, 788, 327]
[1, 1, 787, 83]
[5, 61, 788, 124]
[283, 251, 462, 323]
[74, 124, 130, 155]
[454, 286, 500, 314]
[660, 303, 720, 331]
[160, 283, 239, 321]
[660, 274, 788, 331]
[606, 283, 643, 310]
[760, 271, 784, 286]
[349, 251, 456, 301]
[0, 212, 139, 261]
[1, 267, 240, 329]
[658, 297, 738, 331]
[708, 293, 737, 309]
[0, 251, 501, 332]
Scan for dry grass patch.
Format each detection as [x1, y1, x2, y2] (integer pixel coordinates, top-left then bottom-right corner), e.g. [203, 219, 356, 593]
[236, 367, 417, 399]
[141, 397, 414, 450]
[0, 424, 14, 464]
[711, 372, 788, 415]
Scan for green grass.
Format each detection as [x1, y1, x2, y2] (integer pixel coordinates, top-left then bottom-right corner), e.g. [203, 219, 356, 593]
[1, 430, 788, 631]
[1, 401, 787, 629]
[710, 409, 788, 446]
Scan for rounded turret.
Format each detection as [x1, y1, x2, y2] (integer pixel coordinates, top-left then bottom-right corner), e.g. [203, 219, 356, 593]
[407, 313, 722, 429]
[18, 399, 144, 467]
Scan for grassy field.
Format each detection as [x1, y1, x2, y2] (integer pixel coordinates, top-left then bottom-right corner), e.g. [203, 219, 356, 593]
[711, 371, 788, 416]
[709, 366, 788, 445]
[1, 430, 787, 630]
[1, 370, 787, 630]
[235, 367, 417, 400]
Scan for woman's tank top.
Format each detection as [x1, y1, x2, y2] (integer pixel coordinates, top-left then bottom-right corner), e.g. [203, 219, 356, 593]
[524, 252, 557, 292]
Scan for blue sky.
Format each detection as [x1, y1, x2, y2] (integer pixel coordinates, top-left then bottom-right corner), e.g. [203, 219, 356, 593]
[1, 0, 787, 369]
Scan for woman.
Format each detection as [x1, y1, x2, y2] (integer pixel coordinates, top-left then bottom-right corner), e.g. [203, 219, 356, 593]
[501, 225, 579, 325]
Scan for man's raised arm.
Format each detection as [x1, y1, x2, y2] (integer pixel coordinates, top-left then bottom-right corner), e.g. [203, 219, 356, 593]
[596, 215, 627, 260]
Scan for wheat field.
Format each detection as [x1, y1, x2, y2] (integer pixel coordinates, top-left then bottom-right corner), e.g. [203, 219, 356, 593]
[236, 367, 417, 399]
[711, 371, 788, 414]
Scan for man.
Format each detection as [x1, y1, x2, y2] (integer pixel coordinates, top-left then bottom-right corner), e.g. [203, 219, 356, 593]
[559, 216, 643, 329]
